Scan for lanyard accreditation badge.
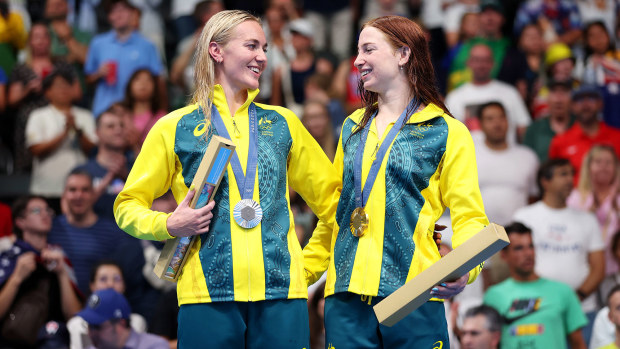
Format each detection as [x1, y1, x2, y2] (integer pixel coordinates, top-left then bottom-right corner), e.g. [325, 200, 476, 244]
[350, 97, 421, 237]
[211, 103, 262, 229]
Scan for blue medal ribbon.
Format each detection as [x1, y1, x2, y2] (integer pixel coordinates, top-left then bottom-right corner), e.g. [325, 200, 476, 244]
[354, 98, 421, 208]
[210, 103, 258, 201]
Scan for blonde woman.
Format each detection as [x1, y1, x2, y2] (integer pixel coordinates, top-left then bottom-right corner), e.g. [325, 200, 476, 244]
[114, 10, 339, 348]
[568, 144, 620, 275]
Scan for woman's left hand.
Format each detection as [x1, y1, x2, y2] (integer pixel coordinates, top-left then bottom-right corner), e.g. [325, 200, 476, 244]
[429, 272, 469, 299]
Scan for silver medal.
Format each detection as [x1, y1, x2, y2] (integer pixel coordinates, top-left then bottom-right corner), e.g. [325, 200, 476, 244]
[233, 199, 263, 229]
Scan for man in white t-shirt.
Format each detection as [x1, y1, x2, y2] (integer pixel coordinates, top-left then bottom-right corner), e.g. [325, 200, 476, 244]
[475, 101, 539, 226]
[25, 70, 97, 201]
[445, 43, 531, 144]
[512, 158, 605, 344]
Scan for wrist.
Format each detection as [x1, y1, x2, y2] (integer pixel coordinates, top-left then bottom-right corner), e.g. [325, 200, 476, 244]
[577, 289, 587, 301]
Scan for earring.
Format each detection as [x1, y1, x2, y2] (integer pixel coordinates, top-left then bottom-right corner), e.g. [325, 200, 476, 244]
[399, 65, 404, 71]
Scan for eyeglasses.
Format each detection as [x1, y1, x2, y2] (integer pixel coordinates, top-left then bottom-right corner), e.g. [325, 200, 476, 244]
[27, 207, 55, 217]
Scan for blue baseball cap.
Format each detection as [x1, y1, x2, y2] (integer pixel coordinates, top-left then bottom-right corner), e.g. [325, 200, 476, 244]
[77, 288, 131, 325]
[572, 85, 602, 101]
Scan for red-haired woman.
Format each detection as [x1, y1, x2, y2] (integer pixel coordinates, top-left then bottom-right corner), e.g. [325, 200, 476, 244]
[303, 16, 489, 347]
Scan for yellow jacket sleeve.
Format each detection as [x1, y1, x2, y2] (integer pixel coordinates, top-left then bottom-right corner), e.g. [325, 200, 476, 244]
[440, 118, 489, 284]
[301, 126, 345, 286]
[114, 115, 177, 241]
[283, 111, 341, 286]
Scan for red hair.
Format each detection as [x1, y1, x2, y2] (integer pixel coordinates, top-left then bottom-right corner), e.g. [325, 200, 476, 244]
[356, 16, 452, 131]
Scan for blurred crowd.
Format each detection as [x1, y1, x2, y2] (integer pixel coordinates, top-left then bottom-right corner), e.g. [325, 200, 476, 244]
[0, 0, 620, 348]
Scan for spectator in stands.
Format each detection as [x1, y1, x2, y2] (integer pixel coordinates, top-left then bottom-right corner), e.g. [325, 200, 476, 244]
[74, 109, 130, 221]
[171, 1, 224, 95]
[67, 260, 147, 349]
[129, 0, 165, 64]
[447, 0, 527, 92]
[459, 305, 502, 349]
[484, 222, 587, 348]
[590, 231, 620, 349]
[513, 0, 583, 47]
[123, 68, 165, 152]
[8, 23, 81, 173]
[84, 0, 165, 117]
[44, 0, 91, 66]
[257, 5, 293, 102]
[568, 145, 620, 276]
[438, 11, 479, 94]
[523, 79, 574, 163]
[582, 21, 620, 129]
[0, 0, 27, 75]
[443, 0, 479, 50]
[303, 0, 351, 61]
[303, 73, 346, 137]
[517, 23, 546, 113]
[475, 101, 539, 226]
[170, 0, 203, 42]
[26, 70, 96, 212]
[47, 169, 128, 297]
[301, 99, 335, 161]
[513, 158, 605, 343]
[578, 0, 618, 35]
[331, 53, 363, 115]
[271, 18, 316, 116]
[77, 289, 168, 349]
[531, 42, 578, 119]
[445, 43, 531, 144]
[0, 195, 81, 348]
[549, 85, 620, 184]
[594, 285, 620, 349]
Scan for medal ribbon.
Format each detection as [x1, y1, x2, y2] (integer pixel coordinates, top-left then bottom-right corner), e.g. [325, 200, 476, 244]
[210, 103, 258, 201]
[354, 98, 421, 208]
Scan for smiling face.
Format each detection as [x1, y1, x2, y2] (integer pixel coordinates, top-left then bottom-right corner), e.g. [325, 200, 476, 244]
[214, 20, 267, 94]
[354, 26, 402, 94]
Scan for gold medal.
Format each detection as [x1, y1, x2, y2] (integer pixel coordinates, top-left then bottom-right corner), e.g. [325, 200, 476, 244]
[350, 207, 369, 237]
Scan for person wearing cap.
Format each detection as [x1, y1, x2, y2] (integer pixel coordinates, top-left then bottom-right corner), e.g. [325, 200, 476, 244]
[84, 0, 165, 117]
[549, 84, 620, 184]
[514, 0, 583, 47]
[114, 10, 339, 348]
[78, 288, 168, 349]
[523, 79, 575, 163]
[270, 17, 316, 117]
[528, 42, 579, 119]
[447, 0, 528, 92]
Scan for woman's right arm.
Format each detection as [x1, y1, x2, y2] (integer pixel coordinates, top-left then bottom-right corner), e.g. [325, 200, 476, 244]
[114, 118, 177, 241]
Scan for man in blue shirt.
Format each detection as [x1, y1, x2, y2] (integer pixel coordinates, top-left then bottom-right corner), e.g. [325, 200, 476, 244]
[84, 0, 164, 117]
